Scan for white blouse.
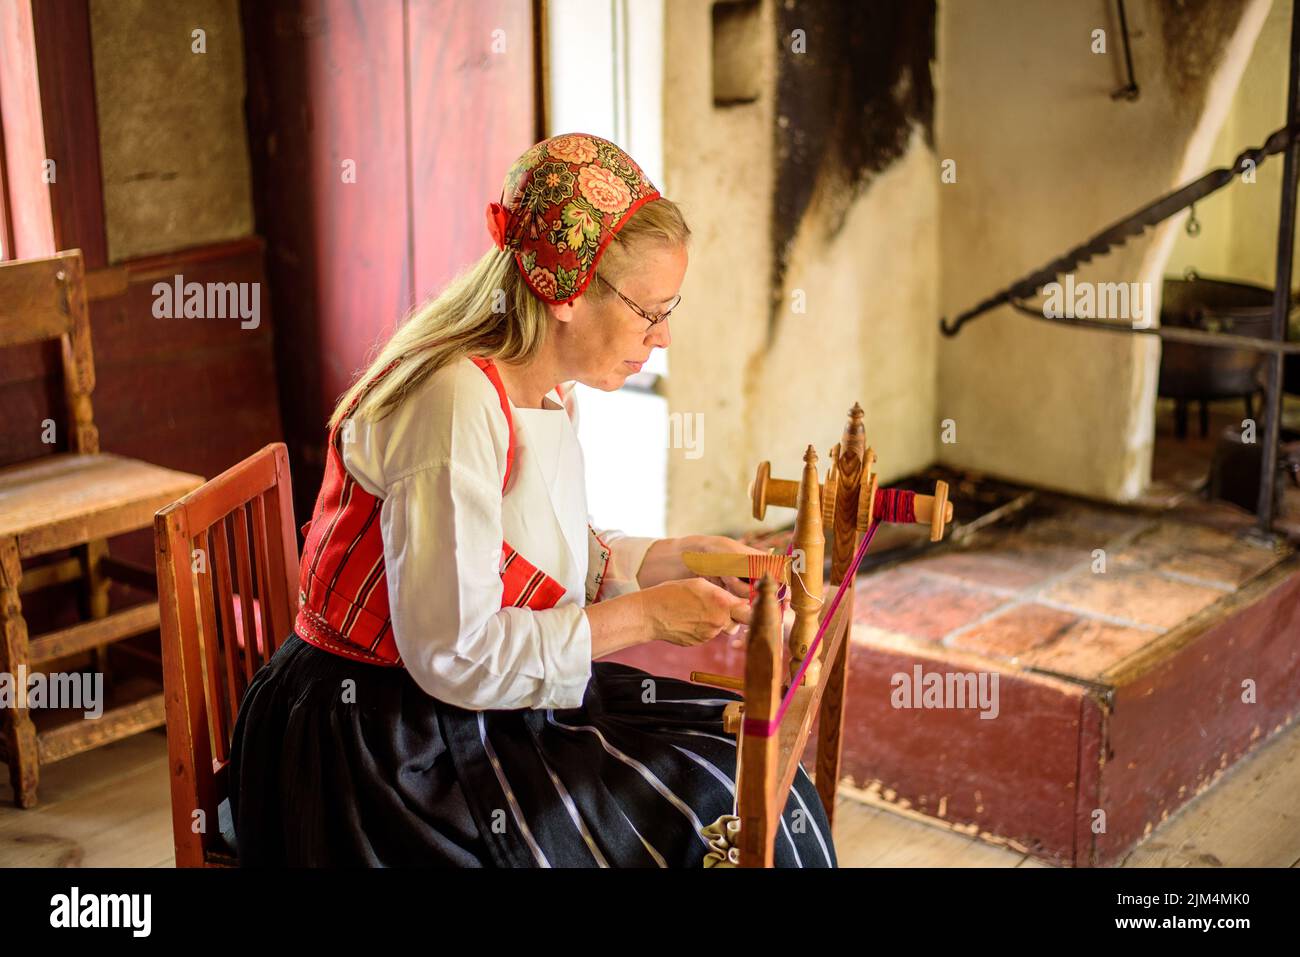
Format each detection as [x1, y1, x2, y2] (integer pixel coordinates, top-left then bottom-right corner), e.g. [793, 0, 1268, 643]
[339, 356, 656, 712]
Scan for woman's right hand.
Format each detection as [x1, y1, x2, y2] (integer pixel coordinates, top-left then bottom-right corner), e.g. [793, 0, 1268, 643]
[639, 578, 752, 647]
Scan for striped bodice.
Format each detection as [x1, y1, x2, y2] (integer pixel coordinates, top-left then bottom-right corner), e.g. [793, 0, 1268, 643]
[293, 357, 569, 666]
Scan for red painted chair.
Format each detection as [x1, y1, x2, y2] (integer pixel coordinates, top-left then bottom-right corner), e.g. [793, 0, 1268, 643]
[154, 443, 299, 866]
[229, 593, 266, 658]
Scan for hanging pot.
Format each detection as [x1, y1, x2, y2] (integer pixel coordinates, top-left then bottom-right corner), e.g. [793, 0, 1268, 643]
[1157, 274, 1279, 401]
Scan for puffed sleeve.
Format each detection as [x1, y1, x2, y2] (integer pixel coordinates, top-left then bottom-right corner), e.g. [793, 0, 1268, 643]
[382, 464, 593, 711]
[342, 363, 592, 711]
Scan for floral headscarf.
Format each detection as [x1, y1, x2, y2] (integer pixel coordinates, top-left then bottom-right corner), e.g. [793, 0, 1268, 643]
[485, 133, 661, 305]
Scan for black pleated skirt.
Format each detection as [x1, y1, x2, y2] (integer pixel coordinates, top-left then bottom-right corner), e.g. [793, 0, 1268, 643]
[229, 632, 837, 868]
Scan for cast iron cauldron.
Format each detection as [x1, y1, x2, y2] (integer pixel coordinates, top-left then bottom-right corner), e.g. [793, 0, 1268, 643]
[1158, 273, 1300, 438]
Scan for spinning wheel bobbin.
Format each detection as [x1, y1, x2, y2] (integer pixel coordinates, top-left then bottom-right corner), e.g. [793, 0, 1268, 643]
[751, 449, 954, 540]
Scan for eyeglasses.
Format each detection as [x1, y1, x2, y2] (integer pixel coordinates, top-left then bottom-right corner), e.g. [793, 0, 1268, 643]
[596, 274, 682, 331]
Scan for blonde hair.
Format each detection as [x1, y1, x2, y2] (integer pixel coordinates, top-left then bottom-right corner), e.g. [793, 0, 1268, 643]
[328, 197, 691, 432]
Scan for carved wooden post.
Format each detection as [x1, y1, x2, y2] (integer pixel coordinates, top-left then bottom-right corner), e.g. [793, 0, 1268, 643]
[737, 575, 782, 868]
[814, 404, 866, 825]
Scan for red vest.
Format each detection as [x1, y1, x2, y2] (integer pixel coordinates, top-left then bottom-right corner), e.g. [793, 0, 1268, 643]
[294, 356, 570, 666]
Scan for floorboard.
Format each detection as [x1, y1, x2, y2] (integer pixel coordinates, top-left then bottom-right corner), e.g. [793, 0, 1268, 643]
[3, 721, 1296, 867]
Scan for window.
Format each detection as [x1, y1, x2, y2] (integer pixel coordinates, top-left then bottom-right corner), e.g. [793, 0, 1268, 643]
[547, 0, 668, 536]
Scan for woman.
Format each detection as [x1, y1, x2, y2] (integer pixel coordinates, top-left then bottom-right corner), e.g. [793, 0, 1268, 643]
[229, 133, 836, 867]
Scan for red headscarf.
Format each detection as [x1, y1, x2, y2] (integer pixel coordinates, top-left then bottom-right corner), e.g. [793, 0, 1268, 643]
[485, 133, 661, 305]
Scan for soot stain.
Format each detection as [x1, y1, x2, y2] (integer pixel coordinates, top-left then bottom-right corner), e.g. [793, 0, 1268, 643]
[771, 0, 936, 330]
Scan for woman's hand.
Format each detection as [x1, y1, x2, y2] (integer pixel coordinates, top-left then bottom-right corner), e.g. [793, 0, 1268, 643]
[639, 578, 752, 647]
[587, 535, 767, 658]
[585, 579, 752, 659]
[637, 534, 769, 598]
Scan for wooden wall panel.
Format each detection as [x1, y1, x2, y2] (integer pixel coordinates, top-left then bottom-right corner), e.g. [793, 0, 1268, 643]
[243, 0, 412, 516]
[0, 239, 281, 479]
[88, 243, 282, 477]
[0, 0, 107, 265]
[243, 0, 538, 520]
[408, 0, 537, 302]
[0, 0, 57, 260]
[30, 0, 108, 268]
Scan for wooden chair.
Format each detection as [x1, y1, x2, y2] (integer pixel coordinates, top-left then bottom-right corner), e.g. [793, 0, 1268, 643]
[685, 404, 954, 866]
[154, 442, 298, 867]
[0, 249, 205, 808]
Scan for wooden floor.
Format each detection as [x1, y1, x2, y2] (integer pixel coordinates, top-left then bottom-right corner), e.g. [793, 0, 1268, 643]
[2, 717, 1298, 867]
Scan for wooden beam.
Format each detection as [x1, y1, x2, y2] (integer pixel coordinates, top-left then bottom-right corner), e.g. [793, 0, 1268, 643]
[16, 555, 82, 593]
[28, 601, 160, 664]
[37, 690, 165, 764]
[101, 554, 159, 593]
[85, 265, 128, 301]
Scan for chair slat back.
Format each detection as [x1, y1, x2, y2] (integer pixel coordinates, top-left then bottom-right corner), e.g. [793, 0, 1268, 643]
[155, 442, 299, 866]
[0, 249, 99, 454]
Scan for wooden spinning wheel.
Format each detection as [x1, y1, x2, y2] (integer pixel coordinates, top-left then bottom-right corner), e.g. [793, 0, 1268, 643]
[681, 403, 954, 867]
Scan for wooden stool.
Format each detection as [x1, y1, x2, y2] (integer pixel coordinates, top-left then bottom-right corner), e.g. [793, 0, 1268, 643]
[0, 250, 204, 808]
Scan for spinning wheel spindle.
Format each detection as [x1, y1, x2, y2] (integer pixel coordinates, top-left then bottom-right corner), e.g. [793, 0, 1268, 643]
[788, 446, 824, 687]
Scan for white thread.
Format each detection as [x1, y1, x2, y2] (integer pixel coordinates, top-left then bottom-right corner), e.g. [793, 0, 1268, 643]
[789, 568, 825, 609]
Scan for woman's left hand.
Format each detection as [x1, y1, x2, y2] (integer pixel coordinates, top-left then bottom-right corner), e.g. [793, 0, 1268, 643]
[637, 534, 768, 598]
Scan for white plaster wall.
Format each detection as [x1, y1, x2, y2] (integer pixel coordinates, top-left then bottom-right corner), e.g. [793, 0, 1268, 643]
[753, 128, 939, 505]
[643, 0, 1270, 532]
[662, 0, 939, 535]
[935, 0, 1270, 501]
[661, 0, 777, 535]
[1167, 0, 1295, 286]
